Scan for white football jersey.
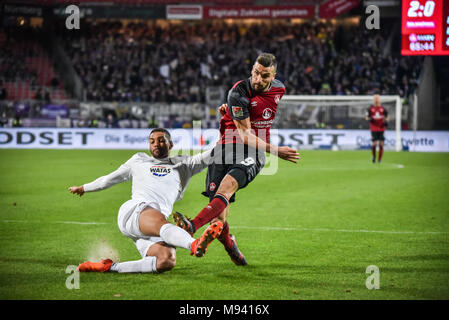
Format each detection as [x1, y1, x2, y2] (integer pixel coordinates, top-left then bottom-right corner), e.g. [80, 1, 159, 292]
[83, 150, 212, 216]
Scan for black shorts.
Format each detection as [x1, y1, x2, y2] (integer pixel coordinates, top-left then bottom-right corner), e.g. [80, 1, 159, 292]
[371, 131, 385, 141]
[201, 143, 265, 203]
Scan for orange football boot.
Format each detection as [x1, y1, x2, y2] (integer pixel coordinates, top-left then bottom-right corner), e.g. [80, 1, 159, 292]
[190, 221, 223, 257]
[77, 259, 113, 272]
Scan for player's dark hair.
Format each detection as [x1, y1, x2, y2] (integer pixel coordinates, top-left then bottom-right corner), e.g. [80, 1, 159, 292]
[149, 128, 172, 143]
[255, 53, 277, 71]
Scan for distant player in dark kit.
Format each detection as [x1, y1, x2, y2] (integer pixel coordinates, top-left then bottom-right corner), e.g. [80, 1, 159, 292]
[366, 94, 389, 163]
[173, 53, 300, 266]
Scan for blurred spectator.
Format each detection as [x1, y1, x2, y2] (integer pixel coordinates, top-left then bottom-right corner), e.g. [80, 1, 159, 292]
[0, 111, 8, 127]
[13, 115, 22, 127]
[51, 77, 59, 89]
[44, 89, 51, 104]
[0, 82, 6, 100]
[105, 113, 119, 128]
[34, 88, 43, 100]
[148, 115, 158, 128]
[88, 117, 99, 128]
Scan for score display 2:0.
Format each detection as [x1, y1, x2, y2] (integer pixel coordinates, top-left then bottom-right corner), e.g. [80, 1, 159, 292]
[407, 0, 436, 18]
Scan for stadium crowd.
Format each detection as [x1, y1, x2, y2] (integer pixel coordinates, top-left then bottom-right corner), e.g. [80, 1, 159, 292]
[0, 19, 423, 129]
[61, 20, 423, 103]
[0, 27, 38, 86]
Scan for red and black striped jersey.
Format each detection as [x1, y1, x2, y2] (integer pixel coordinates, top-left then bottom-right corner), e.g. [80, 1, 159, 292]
[219, 78, 285, 144]
[366, 105, 388, 132]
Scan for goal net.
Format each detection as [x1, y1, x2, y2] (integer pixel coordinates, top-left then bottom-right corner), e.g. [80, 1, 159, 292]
[274, 95, 403, 151]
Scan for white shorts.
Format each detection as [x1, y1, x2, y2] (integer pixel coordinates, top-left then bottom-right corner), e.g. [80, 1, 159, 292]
[117, 199, 165, 258]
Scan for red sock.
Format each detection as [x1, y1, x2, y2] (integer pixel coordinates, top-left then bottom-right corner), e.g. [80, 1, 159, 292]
[191, 193, 229, 231]
[372, 145, 376, 159]
[218, 222, 233, 249]
[378, 146, 384, 162]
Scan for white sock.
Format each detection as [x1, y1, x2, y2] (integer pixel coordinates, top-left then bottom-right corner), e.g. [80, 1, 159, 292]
[110, 256, 157, 273]
[159, 223, 195, 250]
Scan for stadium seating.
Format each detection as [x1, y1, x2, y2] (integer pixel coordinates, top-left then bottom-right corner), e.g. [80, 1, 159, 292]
[0, 26, 68, 101]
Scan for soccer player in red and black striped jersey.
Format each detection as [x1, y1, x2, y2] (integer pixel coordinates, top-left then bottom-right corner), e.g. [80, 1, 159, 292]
[174, 53, 299, 265]
[366, 94, 389, 163]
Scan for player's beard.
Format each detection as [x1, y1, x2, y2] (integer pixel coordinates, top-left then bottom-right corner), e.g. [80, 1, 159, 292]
[252, 81, 269, 93]
[151, 147, 168, 159]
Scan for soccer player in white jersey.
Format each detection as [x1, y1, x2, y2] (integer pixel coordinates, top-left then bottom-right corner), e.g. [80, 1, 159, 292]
[68, 128, 223, 274]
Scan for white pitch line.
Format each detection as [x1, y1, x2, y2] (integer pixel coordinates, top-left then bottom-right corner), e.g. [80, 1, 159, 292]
[231, 225, 448, 235]
[55, 221, 108, 225]
[1, 220, 447, 235]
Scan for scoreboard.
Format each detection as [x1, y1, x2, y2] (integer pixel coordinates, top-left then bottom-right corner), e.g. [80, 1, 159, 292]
[401, 0, 449, 55]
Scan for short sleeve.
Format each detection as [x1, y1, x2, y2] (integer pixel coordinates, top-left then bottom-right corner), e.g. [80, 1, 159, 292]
[227, 88, 250, 121]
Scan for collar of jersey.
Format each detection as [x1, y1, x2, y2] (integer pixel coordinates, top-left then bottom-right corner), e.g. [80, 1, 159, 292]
[150, 156, 172, 164]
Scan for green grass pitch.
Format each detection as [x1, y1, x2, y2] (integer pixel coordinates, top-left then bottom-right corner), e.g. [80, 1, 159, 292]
[0, 148, 448, 300]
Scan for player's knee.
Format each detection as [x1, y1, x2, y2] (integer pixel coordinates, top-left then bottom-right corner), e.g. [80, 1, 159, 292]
[156, 250, 176, 272]
[218, 174, 239, 195]
[219, 176, 237, 192]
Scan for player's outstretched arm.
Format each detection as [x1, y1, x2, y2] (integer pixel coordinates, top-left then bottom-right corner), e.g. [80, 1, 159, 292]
[68, 161, 132, 197]
[276, 146, 301, 163]
[68, 186, 85, 197]
[233, 118, 300, 164]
